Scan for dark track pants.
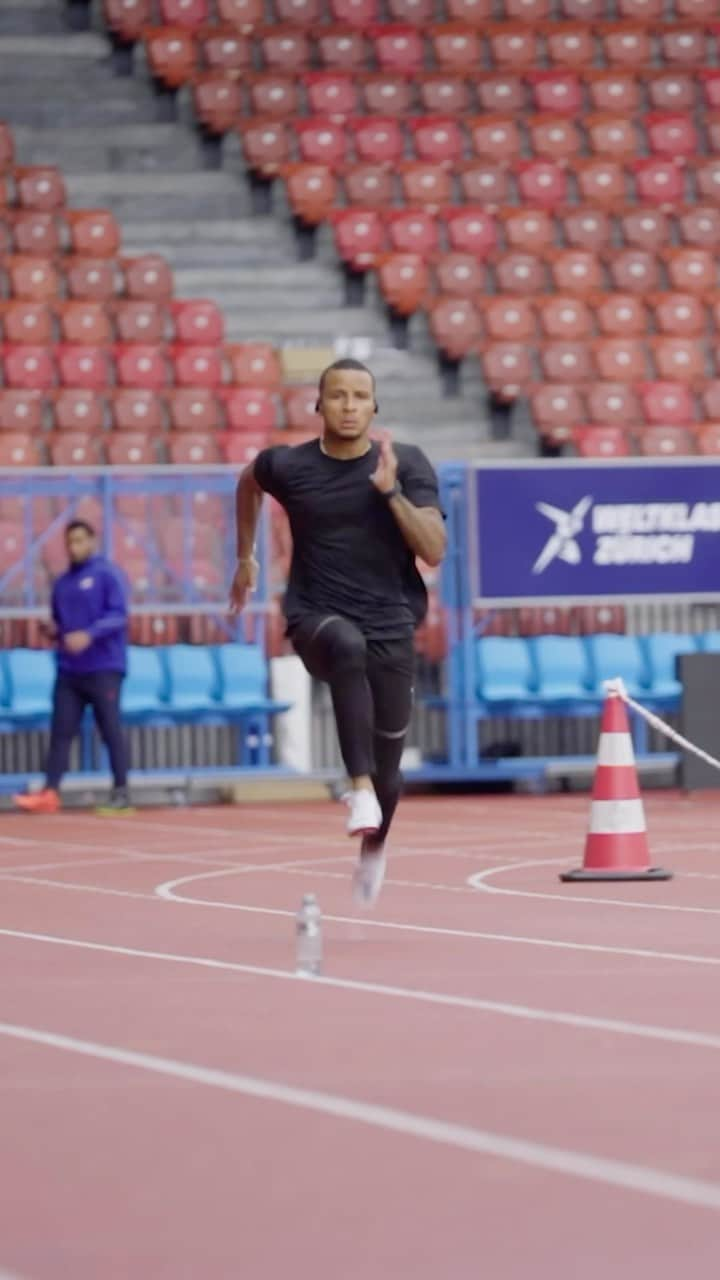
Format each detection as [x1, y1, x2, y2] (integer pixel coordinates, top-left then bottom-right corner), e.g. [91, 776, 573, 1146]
[45, 670, 128, 790]
[291, 615, 415, 845]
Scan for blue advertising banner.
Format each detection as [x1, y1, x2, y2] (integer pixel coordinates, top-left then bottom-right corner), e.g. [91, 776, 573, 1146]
[473, 460, 720, 603]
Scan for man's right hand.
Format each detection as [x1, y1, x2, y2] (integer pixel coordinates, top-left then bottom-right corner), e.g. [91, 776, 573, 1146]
[228, 557, 259, 615]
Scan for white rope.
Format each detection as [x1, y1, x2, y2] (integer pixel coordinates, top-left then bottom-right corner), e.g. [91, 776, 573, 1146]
[604, 678, 720, 775]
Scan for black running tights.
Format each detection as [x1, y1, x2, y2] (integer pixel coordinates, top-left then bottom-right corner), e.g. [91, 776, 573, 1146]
[291, 615, 415, 844]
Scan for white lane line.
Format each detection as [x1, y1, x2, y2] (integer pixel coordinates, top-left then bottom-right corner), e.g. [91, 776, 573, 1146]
[2, 1020, 720, 1212]
[4, 926, 720, 1053]
[467, 860, 720, 917]
[4, 869, 720, 968]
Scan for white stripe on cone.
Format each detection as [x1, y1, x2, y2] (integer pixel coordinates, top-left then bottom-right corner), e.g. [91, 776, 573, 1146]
[597, 733, 635, 767]
[589, 798, 646, 835]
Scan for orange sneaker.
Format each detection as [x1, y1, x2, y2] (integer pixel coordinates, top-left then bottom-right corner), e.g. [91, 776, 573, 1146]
[13, 788, 60, 814]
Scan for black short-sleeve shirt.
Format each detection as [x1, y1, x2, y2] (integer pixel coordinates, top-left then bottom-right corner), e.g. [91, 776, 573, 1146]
[253, 439, 442, 639]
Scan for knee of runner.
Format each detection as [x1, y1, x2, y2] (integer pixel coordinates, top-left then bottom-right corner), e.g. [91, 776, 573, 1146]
[331, 628, 367, 672]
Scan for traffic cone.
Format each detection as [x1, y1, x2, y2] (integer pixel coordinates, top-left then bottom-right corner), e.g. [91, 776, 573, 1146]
[560, 690, 672, 882]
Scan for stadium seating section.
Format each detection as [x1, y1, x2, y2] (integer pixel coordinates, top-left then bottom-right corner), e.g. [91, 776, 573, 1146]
[95, 2, 720, 454]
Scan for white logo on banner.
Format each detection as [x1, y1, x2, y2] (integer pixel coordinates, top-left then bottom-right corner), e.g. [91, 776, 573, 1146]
[532, 498, 720, 573]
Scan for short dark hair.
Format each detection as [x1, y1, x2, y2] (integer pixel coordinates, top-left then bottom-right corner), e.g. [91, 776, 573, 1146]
[65, 519, 95, 538]
[318, 358, 376, 399]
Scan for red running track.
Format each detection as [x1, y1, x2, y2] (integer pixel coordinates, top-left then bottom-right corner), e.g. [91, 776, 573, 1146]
[1, 791, 720, 1278]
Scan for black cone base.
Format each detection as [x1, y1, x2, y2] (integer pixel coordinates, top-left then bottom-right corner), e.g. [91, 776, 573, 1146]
[560, 867, 673, 882]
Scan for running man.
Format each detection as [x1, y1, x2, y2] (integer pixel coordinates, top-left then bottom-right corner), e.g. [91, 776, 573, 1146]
[229, 358, 446, 905]
[14, 519, 132, 815]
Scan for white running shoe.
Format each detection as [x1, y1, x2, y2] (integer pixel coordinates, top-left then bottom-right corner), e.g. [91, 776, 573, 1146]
[344, 788, 382, 837]
[353, 839, 387, 908]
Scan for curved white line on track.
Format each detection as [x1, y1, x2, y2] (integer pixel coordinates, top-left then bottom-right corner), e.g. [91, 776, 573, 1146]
[466, 859, 720, 916]
[4, 925, 720, 1052]
[153, 866, 720, 967]
[3, 1019, 720, 1212]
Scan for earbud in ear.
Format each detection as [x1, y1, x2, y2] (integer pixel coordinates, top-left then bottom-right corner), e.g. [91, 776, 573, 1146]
[314, 400, 320, 413]
[374, 402, 380, 413]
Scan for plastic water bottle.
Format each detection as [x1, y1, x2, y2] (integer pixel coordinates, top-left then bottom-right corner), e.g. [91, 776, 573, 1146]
[296, 893, 322, 977]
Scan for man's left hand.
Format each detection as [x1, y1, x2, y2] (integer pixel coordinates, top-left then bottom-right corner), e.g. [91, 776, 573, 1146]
[64, 630, 92, 654]
[370, 433, 398, 496]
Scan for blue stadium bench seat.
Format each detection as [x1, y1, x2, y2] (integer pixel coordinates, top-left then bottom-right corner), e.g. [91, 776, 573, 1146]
[639, 633, 699, 708]
[5, 649, 54, 725]
[475, 637, 542, 717]
[529, 635, 599, 714]
[583, 634, 648, 700]
[163, 644, 223, 720]
[213, 642, 290, 765]
[121, 646, 172, 725]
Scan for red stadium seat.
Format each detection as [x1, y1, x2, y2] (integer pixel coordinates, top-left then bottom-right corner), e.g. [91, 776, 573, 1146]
[274, 0, 321, 24]
[192, 73, 243, 134]
[428, 296, 481, 360]
[537, 295, 592, 340]
[223, 432, 270, 464]
[431, 24, 483, 70]
[529, 383, 585, 434]
[482, 297, 536, 342]
[633, 158, 686, 206]
[56, 345, 110, 390]
[258, 26, 309, 71]
[618, 207, 670, 251]
[607, 249, 662, 294]
[359, 72, 413, 116]
[639, 380, 696, 423]
[696, 423, 720, 456]
[377, 252, 429, 315]
[547, 248, 603, 294]
[342, 163, 395, 208]
[517, 606, 573, 636]
[585, 113, 639, 158]
[664, 246, 717, 292]
[645, 111, 698, 161]
[458, 160, 510, 207]
[115, 344, 169, 389]
[661, 24, 709, 65]
[445, 0, 492, 19]
[515, 160, 567, 208]
[388, 0, 435, 22]
[104, 0, 154, 42]
[293, 117, 347, 167]
[586, 381, 640, 425]
[48, 433, 104, 466]
[1, 300, 53, 344]
[6, 254, 60, 300]
[540, 341, 594, 383]
[239, 120, 289, 177]
[248, 73, 298, 119]
[418, 73, 470, 115]
[213, 0, 264, 23]
[434, 251, 486, 297]
[467, 115, 522, 163]
[106, 434, 157, 466]
[348, 116, 405, 165]
[651, 292, 706, 336]
[165, 388, 221, 433]
[574, 425, 631, 458]
[222, 386, 278, 432]
[303, 71, 358, 118]
[543, 20, 595, 65]
[527, 114, 581, 162]
[330, 207, 385, 269]
[574, 158, 626, 205]
[122, 255, 174, 301]
[398, 161, 451, 208]
[113, 300, 167, 344]
[701, 380, 720, 418]
[493, 251, 546, 296]
[0, 389, 43, 433]
[143, 26, 196, 88]
[53, 389, 105, 434]
[385, 208, 439, 256]
[64, 256, 116, 301]
[500, 208, 556, 256]
[3, 345, 54, 390]
[572, 603, 627, 634]
[586, 69, 640, 114]
[476, 73, 526, 114]
[284, 163, 337, 224]
[694, 157, 720, 203]
[199, 26, 251, 72]
[225, 343, 281, 387]
[502, 0, 550, 16]
[486, 22, 541, 68]
[316, 27, 369, 68]
[598, 22, 652, 66]
[13, 165, 66, 211]
[329, 0, 378, 24]
[160, 0, 209, 26]
[637, 424, 696, 456]
[109, 389, 165, 434]
[645, 69, 696, 111]
[527, 70, 582, 115]
[282, 385, 322, 431]
[171, 345, 224, 388]
[408, 116, 463, 165]
[167, 432, 223, 464]
[371, 25, 425, 73]
[444, 207, 497, 258]
[650, 337, 706, 382]
[56, 300, 111, 345]
[596, 293, 648, 336]
[66, 209, 121, 258]
[480, 341, 534, 390]
[11, 210, 61, 257]
[593, 337, 648, 382]
[617, 0, 663, 15]
[560, 208, 612, 251]
[0, 433, 41, 465]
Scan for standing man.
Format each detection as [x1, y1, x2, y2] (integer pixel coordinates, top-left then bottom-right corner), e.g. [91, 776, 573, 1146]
[14, 519, 132, 815]
[229, 358, 446, 906]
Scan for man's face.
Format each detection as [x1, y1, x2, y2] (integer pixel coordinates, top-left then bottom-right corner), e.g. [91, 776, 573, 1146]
[66, 527, 94, 565]
[318, 369, 376, 442]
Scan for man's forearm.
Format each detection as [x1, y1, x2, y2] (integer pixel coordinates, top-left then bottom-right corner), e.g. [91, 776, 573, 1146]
[235, 464, 263, 559]
[385, 495, 446, 567]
